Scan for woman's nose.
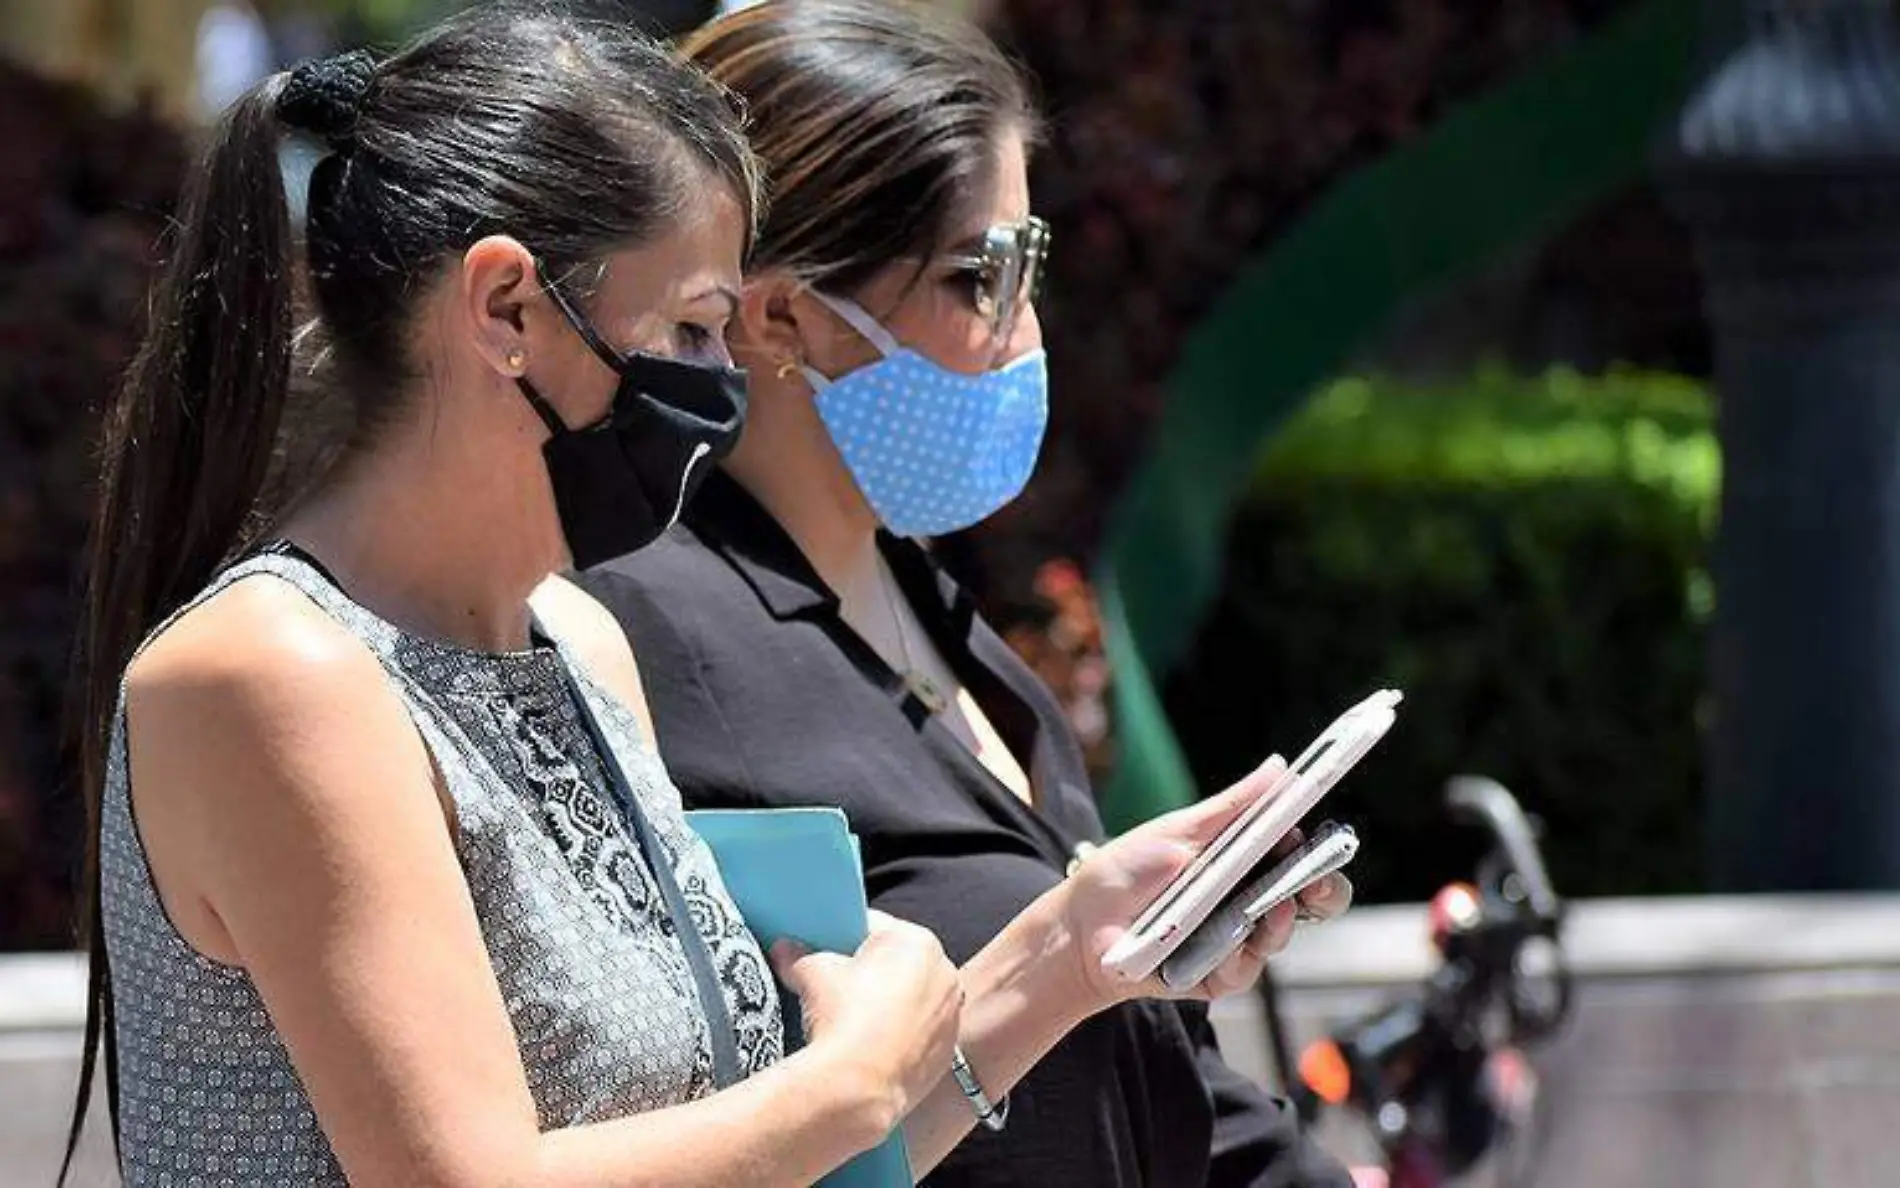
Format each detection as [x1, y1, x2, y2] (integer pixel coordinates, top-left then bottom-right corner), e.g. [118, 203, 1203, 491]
[999, 300, 1044, 365]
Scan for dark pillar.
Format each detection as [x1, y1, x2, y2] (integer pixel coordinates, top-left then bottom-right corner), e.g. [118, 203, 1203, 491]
[1661, 0, 1900, 891]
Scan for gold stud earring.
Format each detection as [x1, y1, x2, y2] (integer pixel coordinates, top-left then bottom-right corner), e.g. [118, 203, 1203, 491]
[506, 349, 526, 372]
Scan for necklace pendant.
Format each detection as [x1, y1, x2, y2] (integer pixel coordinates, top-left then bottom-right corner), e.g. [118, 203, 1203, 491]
[903, 670, 950, 716]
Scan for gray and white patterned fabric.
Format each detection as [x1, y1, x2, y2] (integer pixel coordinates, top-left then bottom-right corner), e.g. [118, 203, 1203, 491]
[99, 550, 782, 1185]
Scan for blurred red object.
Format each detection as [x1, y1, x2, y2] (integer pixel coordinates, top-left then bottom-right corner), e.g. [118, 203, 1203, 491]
[1426, 881, 1484, 953]
[1003, 558, 1114, 779]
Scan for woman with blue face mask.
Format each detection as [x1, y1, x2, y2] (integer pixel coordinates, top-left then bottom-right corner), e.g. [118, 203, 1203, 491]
[579, 3, 1355, 1186]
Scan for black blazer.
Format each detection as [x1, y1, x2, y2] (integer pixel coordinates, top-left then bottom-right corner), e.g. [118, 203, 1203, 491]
[580, 473, 1349, 1188]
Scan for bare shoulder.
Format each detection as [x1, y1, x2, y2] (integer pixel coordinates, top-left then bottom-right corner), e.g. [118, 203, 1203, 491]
[123, 575, 439, 962]
[530, 574, 654, 729]
[129, 575, 394, 730]
[125, 574, 432, 815]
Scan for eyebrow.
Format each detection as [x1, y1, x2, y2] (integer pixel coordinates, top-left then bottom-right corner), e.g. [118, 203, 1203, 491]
[944, 218, 1033, 259]
[945, 229, 992, 256]
[687, 284, 741, 315]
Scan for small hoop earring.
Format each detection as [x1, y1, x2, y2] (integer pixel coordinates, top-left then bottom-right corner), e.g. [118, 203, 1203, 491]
[775, 358, 799, 380]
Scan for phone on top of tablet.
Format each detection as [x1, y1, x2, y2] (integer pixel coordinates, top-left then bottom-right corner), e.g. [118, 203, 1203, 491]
[1100, 689, 1400, 986]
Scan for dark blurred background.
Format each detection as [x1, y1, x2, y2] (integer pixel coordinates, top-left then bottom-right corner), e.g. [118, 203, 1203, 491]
[0, 0, 1800, 950]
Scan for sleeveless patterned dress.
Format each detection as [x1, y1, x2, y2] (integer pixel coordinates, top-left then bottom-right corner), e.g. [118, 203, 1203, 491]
[99, 550, 783, 1184]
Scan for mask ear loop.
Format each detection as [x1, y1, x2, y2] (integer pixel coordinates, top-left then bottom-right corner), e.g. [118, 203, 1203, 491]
[515, 376, 572, 436]
[535, 257, 630, 372]
[799, 290, 906, 392]
[518, 257, 633, 435]
[808, 290, 905, 359]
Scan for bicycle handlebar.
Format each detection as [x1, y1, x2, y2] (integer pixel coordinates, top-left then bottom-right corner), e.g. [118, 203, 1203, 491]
[1444, 774, 1561, 922]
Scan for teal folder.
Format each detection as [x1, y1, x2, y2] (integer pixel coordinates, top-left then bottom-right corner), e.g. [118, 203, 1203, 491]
[685, 807, 914, 1188]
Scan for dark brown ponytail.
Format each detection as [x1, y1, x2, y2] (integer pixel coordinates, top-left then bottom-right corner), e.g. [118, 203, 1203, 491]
[61, 70, 297, 1185]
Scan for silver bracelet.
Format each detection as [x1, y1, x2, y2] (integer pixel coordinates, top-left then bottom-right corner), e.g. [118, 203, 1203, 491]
[950, 1044, 1009, 1132]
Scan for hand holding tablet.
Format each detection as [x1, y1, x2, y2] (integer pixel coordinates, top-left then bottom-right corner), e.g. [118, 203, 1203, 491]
[1101, 690, 1401, 986]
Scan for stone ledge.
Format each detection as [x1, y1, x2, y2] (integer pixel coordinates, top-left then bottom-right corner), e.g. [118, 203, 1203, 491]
[9, 893, 1900, 1033]
[0, 952, 88, 1034]
[1269, 893, 1900, 990]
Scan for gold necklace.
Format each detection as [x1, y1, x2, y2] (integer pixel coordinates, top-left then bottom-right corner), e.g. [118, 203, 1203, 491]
[878, 560, 950, 716]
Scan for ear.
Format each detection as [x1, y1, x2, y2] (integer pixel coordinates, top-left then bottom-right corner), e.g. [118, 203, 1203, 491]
[731, 268, 809, 375]
[459, 235, 542, 379]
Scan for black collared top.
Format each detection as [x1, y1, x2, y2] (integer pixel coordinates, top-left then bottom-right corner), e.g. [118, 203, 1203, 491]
[578, 473, 1350, 1188]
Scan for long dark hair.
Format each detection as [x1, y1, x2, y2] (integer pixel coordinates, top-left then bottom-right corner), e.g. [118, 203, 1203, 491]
[683, 0, 1036, 293]
[62, 7, 755, 1180]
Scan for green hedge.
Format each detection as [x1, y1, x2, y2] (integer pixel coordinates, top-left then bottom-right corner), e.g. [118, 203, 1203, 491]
[1161, 366, 1717, 901]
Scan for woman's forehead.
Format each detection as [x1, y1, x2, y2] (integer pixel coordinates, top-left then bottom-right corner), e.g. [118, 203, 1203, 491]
[948, 132, 1033, 245]
[601, 195, 748, 305]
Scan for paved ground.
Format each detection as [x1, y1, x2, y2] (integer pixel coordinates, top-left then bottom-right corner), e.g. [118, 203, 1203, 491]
[13, 899, 1900, 1186]
[1, 1030, 113, 1186]
[1230, 966, 1900, 1188]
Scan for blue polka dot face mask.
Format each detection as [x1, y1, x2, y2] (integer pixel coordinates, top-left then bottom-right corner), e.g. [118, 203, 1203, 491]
[800, 292, 1049, 538]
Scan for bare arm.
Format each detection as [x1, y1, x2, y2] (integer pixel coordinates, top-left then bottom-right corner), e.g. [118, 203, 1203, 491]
[539, 580, 1334, 1182]
[901, 757, 1327, 1174]
[535, 577, 1090, 1175]
[895, 894, 1091, 1173]
[126, 580, 911, 1188]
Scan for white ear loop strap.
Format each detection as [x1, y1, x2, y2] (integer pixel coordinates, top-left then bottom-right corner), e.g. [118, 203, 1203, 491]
[809, 290, 903, 359]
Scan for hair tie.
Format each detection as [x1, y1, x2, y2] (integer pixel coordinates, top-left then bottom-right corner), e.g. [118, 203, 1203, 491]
[277, 50, 377, 148]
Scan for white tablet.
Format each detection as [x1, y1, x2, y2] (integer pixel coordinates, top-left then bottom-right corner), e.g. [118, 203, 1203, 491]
[1100, 689, 1400, 985]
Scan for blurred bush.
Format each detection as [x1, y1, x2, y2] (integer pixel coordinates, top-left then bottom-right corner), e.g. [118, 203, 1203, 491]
[965, 0, 1667, 601]
[0, 64, 186, 950]
[1162, 366, 1716, 900]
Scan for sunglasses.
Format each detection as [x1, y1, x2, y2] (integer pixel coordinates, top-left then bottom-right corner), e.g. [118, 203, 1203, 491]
[938, 216, 1051, 342]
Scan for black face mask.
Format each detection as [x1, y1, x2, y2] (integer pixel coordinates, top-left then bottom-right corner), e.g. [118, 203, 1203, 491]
[518, 269, 748, 570]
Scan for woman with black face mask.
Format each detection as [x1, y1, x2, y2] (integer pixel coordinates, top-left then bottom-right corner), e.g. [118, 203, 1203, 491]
[67, 7, 1309, 1187]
